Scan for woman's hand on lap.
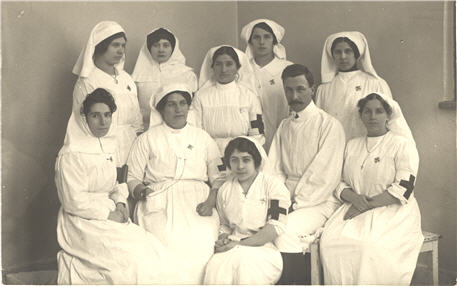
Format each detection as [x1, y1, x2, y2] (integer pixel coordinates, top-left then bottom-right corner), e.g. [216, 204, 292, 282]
[214, 241, 238, 253]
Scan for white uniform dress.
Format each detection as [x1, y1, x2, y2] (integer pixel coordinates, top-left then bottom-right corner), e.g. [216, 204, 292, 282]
[204, 171, 291, 285]
[56, 95, 171, 284]
[73, 68, 143, 166]
[241, 19, 293, 152]
[192, 81, 265, 153]
[320, 131, 423, 285]
[127, 122, 222, 284]
[71, 21, 143, 166]
[267, 102, 345, 252]
[132, 28, 198, 129]
[315, 31, 397, 142]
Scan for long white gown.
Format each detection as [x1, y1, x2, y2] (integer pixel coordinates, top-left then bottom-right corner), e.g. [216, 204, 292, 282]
[204, 172, 290, 285]
[72, 67, 143, 166]
[251, 57, 293, 152]
[56, 114, 171, 284]
[320, 131, 423, 285]
[191, 81, 265, 153]
[267, 102, 345, 252]
[127, 123, 222, 284]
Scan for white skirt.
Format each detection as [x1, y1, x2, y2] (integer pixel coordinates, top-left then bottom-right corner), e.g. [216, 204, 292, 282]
[204, 242, 283, 285]
[135, 179, 220, 284]
[56, 209, 172, 284]
[320, 197, 423, 285]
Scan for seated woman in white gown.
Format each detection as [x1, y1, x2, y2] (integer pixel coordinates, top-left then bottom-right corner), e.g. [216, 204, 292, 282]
[190, 45, 265, 154]
[56, 88, 172, 284]
[131, 27, 198, 129]
[320, 92, 423, 285]
[126, 83, 223, 284]
[204, 136, 291, 285]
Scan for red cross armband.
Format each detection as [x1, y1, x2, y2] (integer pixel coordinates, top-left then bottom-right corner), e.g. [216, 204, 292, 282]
[267, 199, 289, 224]
[250, 114, 265, 135]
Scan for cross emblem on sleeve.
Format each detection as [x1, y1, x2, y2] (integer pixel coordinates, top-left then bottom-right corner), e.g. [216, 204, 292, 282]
[217, 157, 227, 172]
[400, 174, 415, 199]
[250, 114, 265, 134]
[267, 199, 288, 220]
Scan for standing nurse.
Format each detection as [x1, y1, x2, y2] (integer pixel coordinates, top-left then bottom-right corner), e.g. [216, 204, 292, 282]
[241, 19, 293, 152]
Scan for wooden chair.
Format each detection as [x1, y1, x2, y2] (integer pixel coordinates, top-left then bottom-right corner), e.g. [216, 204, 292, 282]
[307, 231, 441, 285]
[420, 231, 441, 285]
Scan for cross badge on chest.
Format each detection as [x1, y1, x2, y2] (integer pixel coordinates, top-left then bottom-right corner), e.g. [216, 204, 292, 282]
[269, 79, 275, 85]
[355, 85, 361, 91]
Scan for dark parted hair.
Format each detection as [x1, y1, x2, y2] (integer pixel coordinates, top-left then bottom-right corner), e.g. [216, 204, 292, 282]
[156, 90, 192, 112]
[147, 28, 176, 52]
[94, 32, 127, 57]
[330, 37, 361, 59]
[357, 93, 392, 116]
[281, 64, 314, 87]
[211, 46, 241, 69]
[248, 22, 278, 45]
[224, 137, 262, 169]
[82, 88, 117, 116]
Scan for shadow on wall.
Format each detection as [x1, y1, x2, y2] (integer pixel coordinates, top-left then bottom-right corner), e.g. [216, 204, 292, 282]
[2, 140, 60, 269]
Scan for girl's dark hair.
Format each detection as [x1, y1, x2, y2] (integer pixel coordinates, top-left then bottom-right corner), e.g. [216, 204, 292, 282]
[281, 64, 314, 87]
[357, 93, 392, 116]
[147, 28, 176, 52]
[211, 46, 241, 69]
[248, 22, 278, 45]
[156, 90, 192, 112]
[224, 137, 262, 169]
[94, 32, 127, 56]
[330, 37, 360, 59]
[82, 88, 117, 116]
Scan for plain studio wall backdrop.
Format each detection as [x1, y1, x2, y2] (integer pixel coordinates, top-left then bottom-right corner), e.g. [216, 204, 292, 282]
[2, 0, 456, 278]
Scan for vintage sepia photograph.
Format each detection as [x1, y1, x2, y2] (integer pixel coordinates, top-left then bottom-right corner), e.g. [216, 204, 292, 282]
[2, 1, 456, 284]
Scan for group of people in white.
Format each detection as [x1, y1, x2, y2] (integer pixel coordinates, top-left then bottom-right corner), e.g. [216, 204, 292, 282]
[55, 18, 423, 285]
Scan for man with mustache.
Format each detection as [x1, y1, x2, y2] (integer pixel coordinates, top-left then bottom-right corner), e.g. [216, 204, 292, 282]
[266, 64, 345, 284]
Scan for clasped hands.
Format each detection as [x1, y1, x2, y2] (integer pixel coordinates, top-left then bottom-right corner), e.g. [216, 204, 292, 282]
[108, 202, 129, 223]
[214, 233, 239, 253]
[344, 193, 374, 220]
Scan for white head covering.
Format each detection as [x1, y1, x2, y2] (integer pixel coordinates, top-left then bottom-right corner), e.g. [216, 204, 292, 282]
[198, 45, 256, 91]
[148, 83, 193, 128]
[321, 31, 379, 83]
[72, 21, 126, 78]
[59, 92, 117, 156]
[362, 92, 415, 144]
[240, 19, 287, 61]
[226, 136, 269, 172]
[131, 27, 193, 83]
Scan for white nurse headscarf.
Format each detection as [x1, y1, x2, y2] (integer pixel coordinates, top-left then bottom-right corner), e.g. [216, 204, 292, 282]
[59, 89, 117, 156]
[72, 21, 126, 78]
[240, 19, 287, 61]
[321, 31, 379, 83]
[131, 27, 193, 83]
[198, 45, 256, 92]
[148, 83, 193, 129]
[361, 92, 415, 144]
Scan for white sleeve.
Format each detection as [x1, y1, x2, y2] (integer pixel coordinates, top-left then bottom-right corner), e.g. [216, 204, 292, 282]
[189, 92, 203, 129]
[109, 183, 129, 205]
[247, 89, 266, 146]
[334, 143, 351, 201]
[265, 121, 287, 183]
[129, 83, 144, 133]
[55, 153, 114, 220]
[265, 176, 291, 236]
[293, 120, 346, 209]
[205, 134, 225, 189]
[126, 133, 150, 193]
[386, 138, 419, 204]
[216, 184, 232, 235]
[72, 78, 92, 115]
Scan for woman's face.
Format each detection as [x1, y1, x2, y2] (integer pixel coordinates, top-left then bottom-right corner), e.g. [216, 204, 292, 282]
[360, 99, 389, 136]
[149, 39, 173, 63]
[250, 27, 274, 58]
[86, 103, 112, 137]
[99, 37, 126, 66]
[160, 92, 189, 129]
[229, 149, 258, 183]
[332, 41, 357, 72]
[213, 54, 238, 84]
